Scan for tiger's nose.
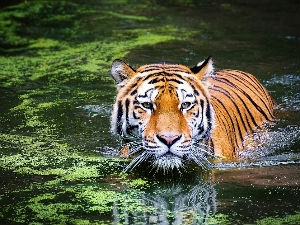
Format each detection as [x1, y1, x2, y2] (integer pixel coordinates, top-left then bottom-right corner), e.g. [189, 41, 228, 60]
[156, 134, 182, 148]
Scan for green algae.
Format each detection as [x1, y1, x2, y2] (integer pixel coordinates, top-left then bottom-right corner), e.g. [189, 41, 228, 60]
[105, 11, 153, 21]
[128, 178, 149, 188]
[0, 133, 126, 181]
[0, 176, 154, 224]
[0, 1, 199, 224]
[256, 212, 300, 225]
[1, 0, 299, 224]
[0, 178, 235, 225]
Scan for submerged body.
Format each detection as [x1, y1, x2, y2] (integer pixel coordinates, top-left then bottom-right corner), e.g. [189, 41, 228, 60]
[110, 58, 274, 170]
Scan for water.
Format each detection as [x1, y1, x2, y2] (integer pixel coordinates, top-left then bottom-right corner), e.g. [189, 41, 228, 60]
[0, 0, 299, 224]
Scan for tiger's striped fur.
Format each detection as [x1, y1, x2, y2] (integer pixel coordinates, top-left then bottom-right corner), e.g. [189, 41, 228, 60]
[110, 58, 274, 170]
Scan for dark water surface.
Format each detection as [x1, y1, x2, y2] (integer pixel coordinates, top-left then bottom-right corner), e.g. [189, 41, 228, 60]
[0, 0, 299, 224]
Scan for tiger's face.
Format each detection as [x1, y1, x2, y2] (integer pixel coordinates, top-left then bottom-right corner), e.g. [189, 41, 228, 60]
[110, 58, 215, 170]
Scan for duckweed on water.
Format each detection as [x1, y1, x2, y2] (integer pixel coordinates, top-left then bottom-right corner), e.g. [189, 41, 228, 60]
[1, 0, 299, 224]
[0, 1, 201, 224]
[256, 213, 300, 225]
[0, 0, 190, 175]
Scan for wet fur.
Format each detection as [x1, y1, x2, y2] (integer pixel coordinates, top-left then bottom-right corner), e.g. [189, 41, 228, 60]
[110, 58, 274, 171]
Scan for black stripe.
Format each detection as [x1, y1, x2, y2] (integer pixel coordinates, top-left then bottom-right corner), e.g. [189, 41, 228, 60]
[142, 65, 163, 69]
[190, 56, 211, 74]
[125, 98, 135, 137]
[133, 111, 140, 119]
[142, 73, 158, 81]
[218, 71, 266, 98]
[234, 70, 267, 94]
[116, 100, 123, 134]
[168, 73, 185, 80]
[186, 82, 199, 96]
[205, 99, 213, 133]
[209, 87, 249, 133]
[149, 78, 163, 84]
[138, 88, 155, 98]
[165, 69, 188, 73]
[213, 104, 233, 142]
[130, 89, 137, 96]
[198, 126, 204, 135]
[197, 100, 205, 136]
[183, 77, 203, 96]
[125, 98, 130, 123]
[195, 107, 200, 117]
[211, 96, 242, 150]
[200, 99, 213, 138]
[209, 85, 258, 127]
[141, 68, 162, 73]
[156, 72, 186, 80]
[166, 78, 183, 84]
[134, 105, 142, 110]
[213, 77, 272, 120]
[141, 71, 187, 83]
[165, 64, 180, 69]
[211, 105, 236, 155]
[217, 72, 272, 116]
[144, 145, 159, 149]
[188, 103, 197, 111]
[237, 70, 274, 107]
[127, 77, 143, 91]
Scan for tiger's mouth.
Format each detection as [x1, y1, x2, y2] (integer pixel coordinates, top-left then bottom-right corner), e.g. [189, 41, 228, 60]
[121, 141, 211, 173]
[147, 144, 211, 171]
[153, 152, 184, 170]
[159, 152, 183, 158]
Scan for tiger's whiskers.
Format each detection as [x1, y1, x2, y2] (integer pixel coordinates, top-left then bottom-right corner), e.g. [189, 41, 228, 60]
[188, 142, 213, 169]
[121, 139, 214, 173]
[121, 151, 150, 174]
[127, 146, 143, 156]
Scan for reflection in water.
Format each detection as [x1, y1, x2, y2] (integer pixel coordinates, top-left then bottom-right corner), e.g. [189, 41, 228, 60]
[112, 179, 216, 225]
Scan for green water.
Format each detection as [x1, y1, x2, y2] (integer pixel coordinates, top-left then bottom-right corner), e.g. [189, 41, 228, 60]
[0, 0, 299, 224]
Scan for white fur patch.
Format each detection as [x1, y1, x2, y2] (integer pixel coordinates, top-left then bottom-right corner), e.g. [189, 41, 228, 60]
[197, 59, 214, 78]
[137, 82, 158, 103]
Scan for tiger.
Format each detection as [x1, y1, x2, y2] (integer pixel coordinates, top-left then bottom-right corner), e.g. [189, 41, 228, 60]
[110, 57, 274, 171]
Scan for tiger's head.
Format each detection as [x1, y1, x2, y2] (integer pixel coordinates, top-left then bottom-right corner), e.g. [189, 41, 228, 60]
[110, 57, 215, 171]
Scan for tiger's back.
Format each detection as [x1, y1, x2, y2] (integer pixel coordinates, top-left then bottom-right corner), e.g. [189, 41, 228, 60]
[207, 70, 274, 158]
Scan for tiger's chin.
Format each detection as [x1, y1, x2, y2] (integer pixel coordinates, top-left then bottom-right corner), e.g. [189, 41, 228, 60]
[153, 153, 184, 171]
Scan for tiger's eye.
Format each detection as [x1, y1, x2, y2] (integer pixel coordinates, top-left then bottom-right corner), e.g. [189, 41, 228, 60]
[141, 102, 153, 109]
[181, 102, 192, 109]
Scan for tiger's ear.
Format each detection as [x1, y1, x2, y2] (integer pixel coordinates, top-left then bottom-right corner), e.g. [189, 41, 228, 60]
[190, 57, 214, 80]
[111, 59, 136, 86]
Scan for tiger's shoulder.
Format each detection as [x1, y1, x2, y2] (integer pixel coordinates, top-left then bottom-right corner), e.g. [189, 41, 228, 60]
[207, 69, 274, 158]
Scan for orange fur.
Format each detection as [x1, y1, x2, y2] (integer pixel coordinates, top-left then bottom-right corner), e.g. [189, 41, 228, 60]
[208, 70, 274, 158]
[111, 59, 274, 164]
